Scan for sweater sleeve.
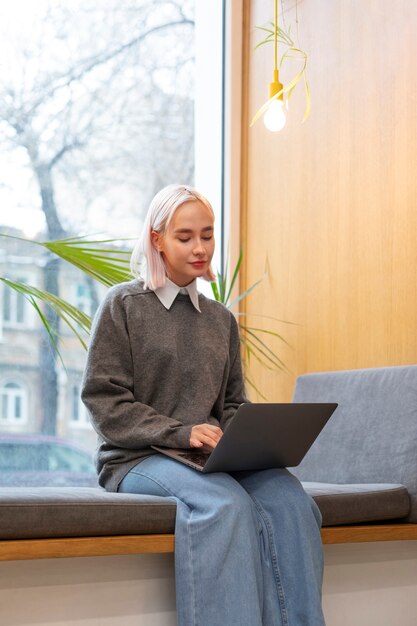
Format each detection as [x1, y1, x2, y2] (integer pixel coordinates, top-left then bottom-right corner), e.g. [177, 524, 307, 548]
[81, 289, 193, 450]
[220, 314, 249, 431]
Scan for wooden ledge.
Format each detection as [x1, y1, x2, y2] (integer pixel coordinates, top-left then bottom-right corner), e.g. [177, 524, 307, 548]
[2, 524, 417, 561]
[0, 534, 175, 561]
[321, 523, 417, 544]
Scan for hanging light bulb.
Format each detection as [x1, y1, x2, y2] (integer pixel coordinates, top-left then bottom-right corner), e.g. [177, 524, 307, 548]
[264, 100, 287, 133]
[263, 0, 286, 132]
[263, 69, 286, 132]
[264, 100, 286, 132]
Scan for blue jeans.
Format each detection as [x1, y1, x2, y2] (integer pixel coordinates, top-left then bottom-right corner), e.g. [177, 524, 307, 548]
[118, 455, 325, 626]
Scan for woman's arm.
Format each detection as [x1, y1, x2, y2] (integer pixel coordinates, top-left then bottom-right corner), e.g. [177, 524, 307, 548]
[81, 289, 193, 450]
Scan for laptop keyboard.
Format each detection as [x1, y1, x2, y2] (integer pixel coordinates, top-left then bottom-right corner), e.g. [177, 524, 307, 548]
[178, 451, 211, 467]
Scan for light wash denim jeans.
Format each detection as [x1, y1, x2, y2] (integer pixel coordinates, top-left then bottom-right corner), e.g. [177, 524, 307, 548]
[118, 455, 325, 626]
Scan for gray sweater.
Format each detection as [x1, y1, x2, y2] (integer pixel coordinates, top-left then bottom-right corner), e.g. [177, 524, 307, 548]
[81, 280, 247, 491]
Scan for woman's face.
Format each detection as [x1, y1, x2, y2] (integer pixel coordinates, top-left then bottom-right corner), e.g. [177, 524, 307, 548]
[152, 200, 215, 287]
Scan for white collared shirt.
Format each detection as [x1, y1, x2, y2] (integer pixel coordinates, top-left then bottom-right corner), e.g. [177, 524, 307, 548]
[154, 277, 201, 312]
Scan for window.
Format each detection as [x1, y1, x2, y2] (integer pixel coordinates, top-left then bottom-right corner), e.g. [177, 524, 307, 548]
[0, 0, 227, 485]
[2, 279, 26, 326]
[0, 381, 28, 424]
[74, 283, 92, 316]
[70, 384, 90, 428]
[0, 1, 197, 464]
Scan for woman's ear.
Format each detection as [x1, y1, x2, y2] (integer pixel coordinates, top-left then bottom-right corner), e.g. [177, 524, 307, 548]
[151, 230, 163, 252]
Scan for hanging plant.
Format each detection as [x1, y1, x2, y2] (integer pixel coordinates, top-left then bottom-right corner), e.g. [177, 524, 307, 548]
[251, 0, 310, 128]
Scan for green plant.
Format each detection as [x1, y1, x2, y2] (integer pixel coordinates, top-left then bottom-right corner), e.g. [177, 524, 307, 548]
[0, 276, 91, 352]
[211, 250, 290, 398]
[1, 235, 290, 396]
[0, 234, 132, 362]
[251, 1, 310, 127]
[41, 236, 133, 287]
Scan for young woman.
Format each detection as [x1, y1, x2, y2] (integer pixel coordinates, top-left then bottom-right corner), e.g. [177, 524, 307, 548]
[81, 184, 325, 626]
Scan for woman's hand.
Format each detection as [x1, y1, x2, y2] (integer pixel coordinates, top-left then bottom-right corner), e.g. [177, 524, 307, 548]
[190, 424, 223, 449]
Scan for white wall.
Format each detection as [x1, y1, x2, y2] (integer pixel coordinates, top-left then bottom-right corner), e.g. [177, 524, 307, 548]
[323, 541, 417, 626]
[0, 554, 176, 626]
[1, 542, 417, 626]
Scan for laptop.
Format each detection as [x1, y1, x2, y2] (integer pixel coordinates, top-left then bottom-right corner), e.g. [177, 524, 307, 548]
[151, 402, 337, 473]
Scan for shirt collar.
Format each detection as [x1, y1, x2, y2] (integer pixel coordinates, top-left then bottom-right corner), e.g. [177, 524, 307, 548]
[154, 277, 201, 312]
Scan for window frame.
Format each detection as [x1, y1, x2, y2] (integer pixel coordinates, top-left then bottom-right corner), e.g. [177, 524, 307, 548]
[69, 383, 91, 429]
[73, 282, 92, 317]
[2, 278, 27, 327]
[194, 0, 243, 295]
[0, 379, 28, 424]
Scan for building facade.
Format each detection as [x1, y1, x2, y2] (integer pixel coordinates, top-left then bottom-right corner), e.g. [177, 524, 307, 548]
[0, 228, 105, 453]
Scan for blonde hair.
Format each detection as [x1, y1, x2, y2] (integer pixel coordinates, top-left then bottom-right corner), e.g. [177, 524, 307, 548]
[130, 184, 216, 290]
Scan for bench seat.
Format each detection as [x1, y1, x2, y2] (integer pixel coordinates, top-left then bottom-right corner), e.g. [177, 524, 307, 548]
[0, 483, 410, 546]
[291, 366, 417, 523]
[0, 487, 176, 540]
[303, 481, 410, 526]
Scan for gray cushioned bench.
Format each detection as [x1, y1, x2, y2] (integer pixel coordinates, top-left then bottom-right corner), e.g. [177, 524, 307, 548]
[291, 364, 417, 524]
[0, 488, 177, 561]
[0, 488, 177, 540]
[0, 482, 412, 561]
[1, 364, 417, 561]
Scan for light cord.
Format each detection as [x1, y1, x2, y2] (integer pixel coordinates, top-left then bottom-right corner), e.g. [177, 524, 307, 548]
[274, 0, 278, 72]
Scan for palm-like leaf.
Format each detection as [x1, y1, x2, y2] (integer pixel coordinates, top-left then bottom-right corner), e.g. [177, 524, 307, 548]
[210, 252, 290, 398]
[43, 237, 133, 286]
[0, 234, 132, 360]
[2, 234, 133, 287]
[0, 277, 92, 364]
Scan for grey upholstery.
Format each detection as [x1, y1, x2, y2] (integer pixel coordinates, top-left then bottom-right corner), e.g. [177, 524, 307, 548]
[0, 482, 410, 541]
[292, 365, 417, 522]
[0, 487, 176, 540]
[303, 482, 410, 526]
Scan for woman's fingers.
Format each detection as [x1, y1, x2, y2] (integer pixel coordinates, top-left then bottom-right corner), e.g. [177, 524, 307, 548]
[190, 424, 223, 449]
[190, 434, 218, 448]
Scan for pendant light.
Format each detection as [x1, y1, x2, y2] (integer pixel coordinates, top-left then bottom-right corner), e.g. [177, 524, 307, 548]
[263, 0, 286, 132]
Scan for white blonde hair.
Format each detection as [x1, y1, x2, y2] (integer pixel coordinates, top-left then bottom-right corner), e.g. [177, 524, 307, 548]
[130, 184, 216, 290]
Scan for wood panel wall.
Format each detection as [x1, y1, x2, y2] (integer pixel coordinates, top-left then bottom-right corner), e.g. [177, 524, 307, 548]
[241, 0, 417, 401]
